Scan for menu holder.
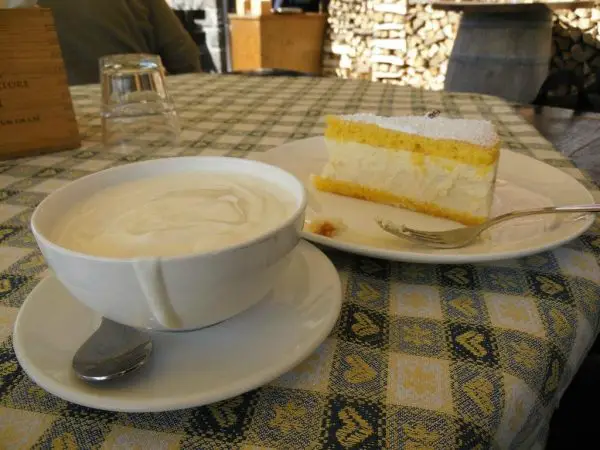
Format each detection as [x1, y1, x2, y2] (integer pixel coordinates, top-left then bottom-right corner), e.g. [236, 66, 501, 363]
[0, 7, 81, 159]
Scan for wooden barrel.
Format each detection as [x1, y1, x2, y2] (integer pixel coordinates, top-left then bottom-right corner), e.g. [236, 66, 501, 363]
[444, 5, 553, 104]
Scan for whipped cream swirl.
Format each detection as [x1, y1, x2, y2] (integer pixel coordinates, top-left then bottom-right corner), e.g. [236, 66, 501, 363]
[51, 172, 295, 258]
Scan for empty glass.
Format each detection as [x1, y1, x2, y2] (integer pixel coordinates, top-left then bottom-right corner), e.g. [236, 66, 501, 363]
[100, 54, 180, 150]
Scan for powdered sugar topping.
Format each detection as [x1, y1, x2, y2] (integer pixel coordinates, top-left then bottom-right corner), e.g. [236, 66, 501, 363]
[341, 113, 499, 147]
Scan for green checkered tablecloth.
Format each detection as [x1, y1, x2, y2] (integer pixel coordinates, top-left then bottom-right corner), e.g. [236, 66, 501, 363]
[0, 73, 599, 449]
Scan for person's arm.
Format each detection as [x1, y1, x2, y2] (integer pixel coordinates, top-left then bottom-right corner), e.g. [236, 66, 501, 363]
[146, 0, 202, 75]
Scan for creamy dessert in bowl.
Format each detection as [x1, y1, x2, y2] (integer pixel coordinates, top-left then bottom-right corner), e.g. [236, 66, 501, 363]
[31, 157, 307, 331]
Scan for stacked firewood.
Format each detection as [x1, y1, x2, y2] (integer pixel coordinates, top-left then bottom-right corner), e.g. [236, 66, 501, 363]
[370, 0, 459, 89]
[322, 1, 600, 95]
[551, 8, 600, 95]
[322, 0, 374, 79]
[322, 0, 459, 88]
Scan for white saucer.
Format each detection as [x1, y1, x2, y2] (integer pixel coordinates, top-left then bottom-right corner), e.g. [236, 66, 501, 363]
[252, 137, 594, 264]
[12, 241, 342, 413]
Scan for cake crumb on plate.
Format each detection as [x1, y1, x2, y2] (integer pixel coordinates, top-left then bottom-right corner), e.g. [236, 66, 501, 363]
[305, 218, 347, 238]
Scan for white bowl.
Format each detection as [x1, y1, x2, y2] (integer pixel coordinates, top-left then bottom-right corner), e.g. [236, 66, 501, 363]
[31, 157, 307, 331]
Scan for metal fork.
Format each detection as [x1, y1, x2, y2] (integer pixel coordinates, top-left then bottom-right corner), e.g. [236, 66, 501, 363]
[376, 204, 600, 249]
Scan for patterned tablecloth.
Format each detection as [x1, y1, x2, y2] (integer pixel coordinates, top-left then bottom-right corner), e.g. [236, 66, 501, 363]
[0, 74, 599, 449]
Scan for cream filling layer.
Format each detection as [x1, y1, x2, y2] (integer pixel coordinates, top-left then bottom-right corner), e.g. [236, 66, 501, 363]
[321, 139, 498, 218]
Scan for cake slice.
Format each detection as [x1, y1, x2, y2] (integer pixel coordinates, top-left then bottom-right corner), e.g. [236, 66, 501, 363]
[312, 113, 501, 225]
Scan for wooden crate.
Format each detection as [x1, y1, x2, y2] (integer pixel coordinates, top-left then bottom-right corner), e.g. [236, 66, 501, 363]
[0, 7, 81, 158]
[229, 13, 327, 75]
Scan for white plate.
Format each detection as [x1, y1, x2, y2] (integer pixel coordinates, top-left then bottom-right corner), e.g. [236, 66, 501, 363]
[252, 137, 595, 263]
[12, 241, 342, 413]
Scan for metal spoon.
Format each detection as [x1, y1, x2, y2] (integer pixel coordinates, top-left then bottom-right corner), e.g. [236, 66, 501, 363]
[72, 317, 153, 382]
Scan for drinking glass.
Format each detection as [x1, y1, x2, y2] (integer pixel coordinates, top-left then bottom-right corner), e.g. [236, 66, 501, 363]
[100, 54, 180, 150]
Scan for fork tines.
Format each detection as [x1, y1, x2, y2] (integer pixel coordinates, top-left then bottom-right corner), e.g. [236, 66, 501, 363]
[376, 218, 445, 244]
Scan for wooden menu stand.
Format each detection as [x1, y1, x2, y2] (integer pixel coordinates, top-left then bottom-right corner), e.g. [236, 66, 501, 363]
[0, 7, 81, 159]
